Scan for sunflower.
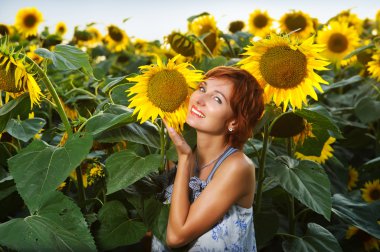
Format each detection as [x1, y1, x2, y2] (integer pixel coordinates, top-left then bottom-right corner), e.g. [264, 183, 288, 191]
[0, 23, 11, 36]
[239, 34, 329, 111]
[87, 162, 105, 186]
[104, 25, 129, 52]
[248, 10, 273, 38]
[361, 179, 380, 203]
[335, 10, 364, 34]
[127, 55, 203, 132]
[189, 14, 223, 56]
[228, 20, 245, 33]
[317, 21, 360, 66]
[26, 45, 43, 64]
[14, 7, 43, 37]
[55, 21, 67, 36]
[166, 31, 202, 59]
[293, 119, 315, 146]
[279, 10, 315, 40]
[348, 166, 359, 191]
[346, 226, 380, 252]
[295, 136, 336, 164]
[86, 27, 102, 46]
[0, 43, 43, 108]
[367, 51, 380, 81]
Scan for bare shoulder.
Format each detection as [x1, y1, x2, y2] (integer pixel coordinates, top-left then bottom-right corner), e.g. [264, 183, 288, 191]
[215, 151, 255, 180]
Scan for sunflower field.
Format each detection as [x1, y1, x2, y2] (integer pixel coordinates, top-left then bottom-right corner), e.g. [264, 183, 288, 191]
[1, 6, 380, 252]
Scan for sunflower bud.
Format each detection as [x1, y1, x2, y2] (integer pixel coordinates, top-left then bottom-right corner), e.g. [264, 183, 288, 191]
[167, 32, 196, 57]
[229, 21, 245, 33]
[270, 112, 305, 137]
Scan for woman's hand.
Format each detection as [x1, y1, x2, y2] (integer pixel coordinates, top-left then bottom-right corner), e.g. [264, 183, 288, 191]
[163, 120, 192, 159]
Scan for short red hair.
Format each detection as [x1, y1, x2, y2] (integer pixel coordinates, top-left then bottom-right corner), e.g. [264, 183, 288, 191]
[205, 66, 264, 149]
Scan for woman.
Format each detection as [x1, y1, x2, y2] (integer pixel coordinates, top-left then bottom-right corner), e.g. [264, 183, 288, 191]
[152, 66, 264, 251]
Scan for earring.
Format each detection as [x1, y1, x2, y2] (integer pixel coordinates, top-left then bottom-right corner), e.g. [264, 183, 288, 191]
[228, 127, 233, 132]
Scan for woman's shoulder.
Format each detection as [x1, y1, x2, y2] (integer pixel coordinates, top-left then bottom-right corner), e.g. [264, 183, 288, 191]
[217, 150, 255, 178]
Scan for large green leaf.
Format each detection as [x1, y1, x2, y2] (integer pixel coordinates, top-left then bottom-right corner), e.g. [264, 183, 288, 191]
[97, 200, 147, 250]
[354, 97, 380, 123]
[128, 197, 170, 243]
[35, 44, 93, 77]
[0, 93, 30, 132]
[295, 106, 342, 139]
[266, 156, 332, 220]
[8, 133, 93, 209]
[85, 104, 134, 136]
[106, 150, 161, 194]
[96, 122, 160, 148]
[323, 75, 363, 91]
[332, 194, 380, 239]
[5, 118, 45, 142]
[0, 191, 96, 251]
[282, 223, 342, 252]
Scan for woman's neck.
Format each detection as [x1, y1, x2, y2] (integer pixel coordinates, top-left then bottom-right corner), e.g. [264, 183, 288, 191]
[195, 132, 229, 165]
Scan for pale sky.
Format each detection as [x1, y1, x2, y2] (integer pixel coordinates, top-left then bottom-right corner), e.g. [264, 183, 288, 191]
[1, 0, 379, 41]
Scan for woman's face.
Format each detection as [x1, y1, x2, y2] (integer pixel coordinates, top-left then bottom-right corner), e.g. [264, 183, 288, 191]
[186, 77, 235, 134]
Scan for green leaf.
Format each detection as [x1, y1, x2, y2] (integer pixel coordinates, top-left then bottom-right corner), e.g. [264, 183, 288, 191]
[332, 194, 380, 239]
[0, 191, 96, 251]
[96, 122, 160, 148]
[35, 45, 93, 77]
[97, 201, 147, 250]
[142, 198, 170, 243]
[354, 97, 380, 123]
[343, 43, 374, 59]
[105, 150, 161, 194]
[295, 106, 342, 139]
[101, 75, 128, 93]
[361, 156, 380, 169]
[0, 93, 30, 132]
[266, 156, 332, 220]
[282, 223, 342, 252]
[85, 105, 134, 136]
[5, 118, 45, 142]
[110, 83, 132, 106]
[323, 75, 363, 91]
[0, 174, 15, 201]
[8, 133, 93, 209]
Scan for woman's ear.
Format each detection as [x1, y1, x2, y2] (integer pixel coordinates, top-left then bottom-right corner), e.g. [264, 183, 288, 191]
[227, 120, 238, 132]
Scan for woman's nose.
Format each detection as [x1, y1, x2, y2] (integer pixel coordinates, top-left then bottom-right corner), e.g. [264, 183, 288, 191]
[196, 96, 206, 106]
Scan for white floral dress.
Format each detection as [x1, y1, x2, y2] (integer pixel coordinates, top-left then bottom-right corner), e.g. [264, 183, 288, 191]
[152, 147, 257, 252]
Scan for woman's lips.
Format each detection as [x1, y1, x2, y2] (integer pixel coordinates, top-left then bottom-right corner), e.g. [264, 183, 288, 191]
[191, 105, 205, 118]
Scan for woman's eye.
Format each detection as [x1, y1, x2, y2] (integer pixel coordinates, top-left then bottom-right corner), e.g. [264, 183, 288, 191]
[199, 86, 205, 92]
[214, 97, 222, 104]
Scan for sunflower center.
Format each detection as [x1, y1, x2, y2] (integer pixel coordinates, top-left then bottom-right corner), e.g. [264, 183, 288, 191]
[253, 14, 268, 28]
[108, 26, 123, 42]
[285, 14, 307, 32]
[0, 25, 10, 36]
[259, 46, 307, 89]
[199, 24, 213, 35]
[24, 14, 37, 28]
[147, 69, 188, 112]
[369, 188, 380, 200]
[0, 60, 23, 93]
[328, 33, 349, 53]
[58, 26, 65, 33]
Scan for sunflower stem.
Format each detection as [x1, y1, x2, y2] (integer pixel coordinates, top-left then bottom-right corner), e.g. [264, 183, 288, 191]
[75, 166, 87, 212]
[254, 124, 269, 213]
[24, 55, 73, 136]
[159, 120, 167, 173]
[191, 34, 214, 59]
[286, 137, 296, 235]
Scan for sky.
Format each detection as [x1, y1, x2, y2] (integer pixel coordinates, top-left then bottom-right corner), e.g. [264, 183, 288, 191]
[1, 0, 379, 41]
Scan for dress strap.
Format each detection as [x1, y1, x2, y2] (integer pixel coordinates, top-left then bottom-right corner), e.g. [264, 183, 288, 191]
[206, 147, 238, 183]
